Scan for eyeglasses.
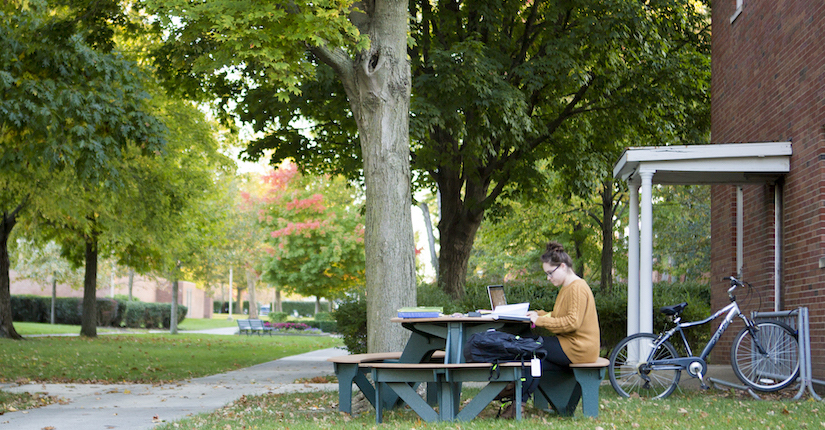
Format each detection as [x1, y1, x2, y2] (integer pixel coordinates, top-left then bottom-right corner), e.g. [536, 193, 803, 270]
[545, 264, 562, 279]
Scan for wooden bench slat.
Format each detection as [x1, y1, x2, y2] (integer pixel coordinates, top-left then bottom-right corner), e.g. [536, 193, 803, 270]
[327, 350, 445, 364]
[363, 362, 522, 370]
[569, 357, 610, 368]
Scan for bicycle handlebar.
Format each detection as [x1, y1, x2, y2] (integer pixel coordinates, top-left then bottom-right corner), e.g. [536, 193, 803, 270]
[722, 276, 742, 297]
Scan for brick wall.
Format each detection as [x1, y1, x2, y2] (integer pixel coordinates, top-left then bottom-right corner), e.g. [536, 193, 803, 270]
[711, 1, 825, 379]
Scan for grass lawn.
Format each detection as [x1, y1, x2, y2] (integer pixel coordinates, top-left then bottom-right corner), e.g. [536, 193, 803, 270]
[0, 333, 342, 384]
[152, 386, 823, 430]
[14, 322, 125, 336]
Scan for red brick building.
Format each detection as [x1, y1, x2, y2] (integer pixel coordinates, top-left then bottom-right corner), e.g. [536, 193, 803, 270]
[710, 1, 824, 379]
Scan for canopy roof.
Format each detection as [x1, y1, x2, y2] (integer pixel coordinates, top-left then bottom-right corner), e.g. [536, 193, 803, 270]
[613, 142, 792, 185]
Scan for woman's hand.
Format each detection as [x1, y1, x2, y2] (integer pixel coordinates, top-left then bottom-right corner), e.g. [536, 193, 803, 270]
[526, 311, 539, 324]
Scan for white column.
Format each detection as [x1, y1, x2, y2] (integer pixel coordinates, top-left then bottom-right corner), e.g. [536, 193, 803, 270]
[627, 178, 640, 336]
[639, 170, 655, 334]
[774, 183, 783, 311]
[737, 186, 743, 278]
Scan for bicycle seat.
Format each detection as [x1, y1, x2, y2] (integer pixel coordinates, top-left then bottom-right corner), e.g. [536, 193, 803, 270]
[659, 302, 688, 316]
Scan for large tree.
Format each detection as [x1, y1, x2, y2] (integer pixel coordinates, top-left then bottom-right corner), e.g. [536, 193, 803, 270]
[0, 6, 166, 339]
[145, 0, 416, 351]
[237, 0, 712, 300]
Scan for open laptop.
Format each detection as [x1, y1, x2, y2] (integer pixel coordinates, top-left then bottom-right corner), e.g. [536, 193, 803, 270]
[487, 285, 507, 310]
[486, 285, 530, 321]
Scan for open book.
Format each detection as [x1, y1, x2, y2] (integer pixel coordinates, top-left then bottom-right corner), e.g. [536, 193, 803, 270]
[489, 302, 531, 322]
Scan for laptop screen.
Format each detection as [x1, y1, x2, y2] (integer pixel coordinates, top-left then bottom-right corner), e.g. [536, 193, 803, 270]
[487, 285, 506, 310]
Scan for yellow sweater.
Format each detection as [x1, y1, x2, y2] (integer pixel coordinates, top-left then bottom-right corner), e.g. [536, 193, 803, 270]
[534, 279, 600, 363]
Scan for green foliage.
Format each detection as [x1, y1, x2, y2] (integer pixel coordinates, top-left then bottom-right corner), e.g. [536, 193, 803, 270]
[267, 312, 289, 323]
[9, 295, 137, 327]
[313, 312, 333, 322]
[0, 9, 166, 184]
[121, 302, 187, 329]
[306, 320, 337, 333]
[144, 0, 369, 102]
[333, 291, 367, 354]
[651, 185, 711, 280]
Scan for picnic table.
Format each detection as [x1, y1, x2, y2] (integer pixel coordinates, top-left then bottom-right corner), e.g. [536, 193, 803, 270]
[331, 314, 608, 422]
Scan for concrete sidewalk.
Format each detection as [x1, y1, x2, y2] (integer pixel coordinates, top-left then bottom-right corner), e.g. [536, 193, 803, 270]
[0, 346, 347, 430]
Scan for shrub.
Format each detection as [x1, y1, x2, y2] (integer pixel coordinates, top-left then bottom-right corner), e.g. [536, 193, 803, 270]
[334, 290, 367, 354]
[120, 302, 187, 328]
[122, 302, 147, 328]
[97, 298, 119, 326]
[268, 312, 289, 323]
[307, 320, 337, 333]
[314, 311, 333, 321]
[10, 295, 50, 323]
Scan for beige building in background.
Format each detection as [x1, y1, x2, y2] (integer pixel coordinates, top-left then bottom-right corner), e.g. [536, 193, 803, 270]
[9, 271, 213, 319]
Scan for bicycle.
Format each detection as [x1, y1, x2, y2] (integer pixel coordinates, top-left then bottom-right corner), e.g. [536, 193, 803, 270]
[608, 276, 800, 399]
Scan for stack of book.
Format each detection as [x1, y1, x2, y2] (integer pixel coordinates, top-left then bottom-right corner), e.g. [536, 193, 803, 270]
[397, 306, 443, 318]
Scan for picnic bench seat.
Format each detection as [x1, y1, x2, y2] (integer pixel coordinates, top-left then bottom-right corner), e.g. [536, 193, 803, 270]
[533, 357, 610, 418]
[328, 351, 445, 414]
[364, 361, 526, 422]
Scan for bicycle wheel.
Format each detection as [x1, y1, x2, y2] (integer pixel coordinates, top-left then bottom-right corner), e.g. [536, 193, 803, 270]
[731, 320, 799, 392]
[609, 333, 681, 399]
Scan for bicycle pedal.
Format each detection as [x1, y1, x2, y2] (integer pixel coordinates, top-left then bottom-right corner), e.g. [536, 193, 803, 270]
[700, 383, 710, 390]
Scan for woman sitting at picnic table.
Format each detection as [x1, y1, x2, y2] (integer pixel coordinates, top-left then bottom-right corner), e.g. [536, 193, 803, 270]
[501, 241, 600, 419]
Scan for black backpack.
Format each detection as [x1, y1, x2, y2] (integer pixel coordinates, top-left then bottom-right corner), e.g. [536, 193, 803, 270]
[463, 329, 546, 401]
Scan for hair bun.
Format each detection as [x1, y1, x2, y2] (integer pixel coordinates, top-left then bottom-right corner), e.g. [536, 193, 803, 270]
[545, 241, 565, 254]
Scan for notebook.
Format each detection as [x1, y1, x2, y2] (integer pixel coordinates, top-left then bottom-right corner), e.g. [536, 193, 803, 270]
[486, 285, 531, 321]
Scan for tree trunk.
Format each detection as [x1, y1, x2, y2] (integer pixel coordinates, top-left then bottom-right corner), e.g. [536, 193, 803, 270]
[274, 288, 282, 312]
[600, 178, 615, 293]
[236, 287, 245, 314]
[572, 223, 585, 278]
[315, 296, 321, 315]
[434, 157, 488, 300]
[437, 217, 483, 301]
[0, 207, 23, 340]
[348, 0, 416, 354]
[313, 0, 417, 353]
[81, 236, 98, 338]
[51, 274, 57, 324]
[170, 277, 179, 334]
[246, 268, 258, 319]
[419, 202, 439, 275]
[128, 269, 135, 301]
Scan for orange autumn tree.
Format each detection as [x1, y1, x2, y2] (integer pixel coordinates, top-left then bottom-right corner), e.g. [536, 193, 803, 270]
[258, 162, 365, 310]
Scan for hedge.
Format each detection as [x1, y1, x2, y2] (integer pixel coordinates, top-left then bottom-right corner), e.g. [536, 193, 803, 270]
[335, 279, 711, 356]
[11, 295, 187, 329]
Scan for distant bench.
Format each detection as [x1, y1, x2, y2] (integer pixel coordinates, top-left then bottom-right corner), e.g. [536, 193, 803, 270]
[236, 319, 273, 336]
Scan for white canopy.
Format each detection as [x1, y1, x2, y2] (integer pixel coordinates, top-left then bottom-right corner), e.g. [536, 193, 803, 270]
[613, 142, 792, 335]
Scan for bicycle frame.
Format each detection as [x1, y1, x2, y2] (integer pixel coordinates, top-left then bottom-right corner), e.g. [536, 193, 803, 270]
[645, 294, 757, 375]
